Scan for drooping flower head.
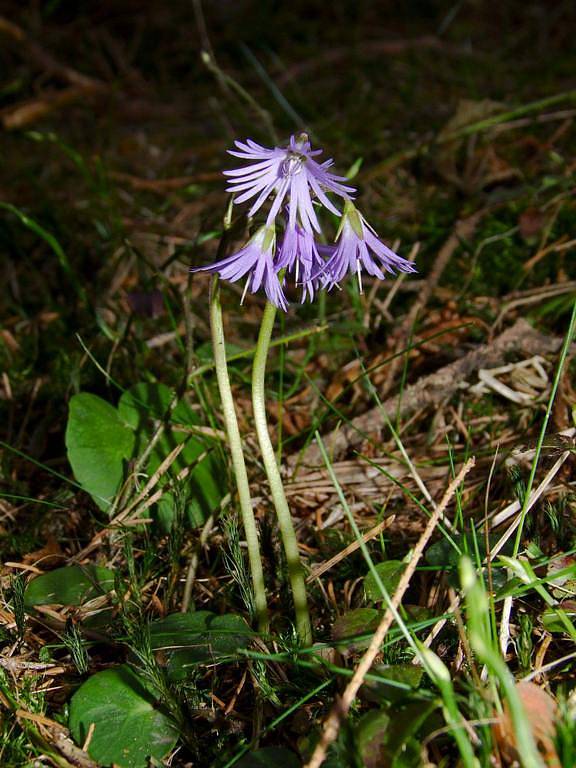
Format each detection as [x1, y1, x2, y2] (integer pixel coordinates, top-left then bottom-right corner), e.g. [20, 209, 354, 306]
[276, 225, 330, 303]
[323, 200, 417, 292]
[194, 133, 416, 310]
[198, 225, 287, 311]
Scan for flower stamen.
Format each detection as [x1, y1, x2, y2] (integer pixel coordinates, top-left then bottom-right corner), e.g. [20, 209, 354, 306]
[241, 277, 250, 306]
[280, 152, 306, 178]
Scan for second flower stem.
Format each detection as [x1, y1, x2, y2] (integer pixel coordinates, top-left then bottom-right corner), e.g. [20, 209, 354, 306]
[252, 300, 312, 646]
[209, 276, 269, 634]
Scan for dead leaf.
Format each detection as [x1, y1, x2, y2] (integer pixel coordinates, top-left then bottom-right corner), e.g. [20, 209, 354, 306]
[22, 536, 65, 569]
[493, 681, 560, 767]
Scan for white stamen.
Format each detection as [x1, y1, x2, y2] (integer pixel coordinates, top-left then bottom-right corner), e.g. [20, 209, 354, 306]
[240, 277, 250, 305]
[356, 259, 363, 294]
[295, 258, 300, 285]
[281, 152, 305, 177]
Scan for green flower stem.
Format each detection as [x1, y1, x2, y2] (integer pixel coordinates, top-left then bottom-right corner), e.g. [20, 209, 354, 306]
[209, 276, 269, 634]
[252, 300, 312, 646]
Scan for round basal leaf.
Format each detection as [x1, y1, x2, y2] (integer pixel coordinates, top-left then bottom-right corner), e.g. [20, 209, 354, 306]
[147, 432, 226, 530]
[362, 664, 424, 704]
[118, 384, 225, 530]
[364, 561, 406, 603]
[426, 534, 515, 569]
[118, 383, 197, 430]
[385, 701, 437, 766]
[69, 665, 178, 767]
[149, 611, 252, 680]
[66, 393, 135, 512]
[355, 710, 391, 768]
[332, 608, 380, 651]
[186, 448, 226, 527]
[24, 565, 115, 608]
[236, 747, 301, 768]
[355, 700, 436, 768]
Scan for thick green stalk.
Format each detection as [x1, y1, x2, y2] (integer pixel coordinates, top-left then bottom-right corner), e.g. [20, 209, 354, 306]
[252, 300, 312, 646]
[209, 276, 269, 633]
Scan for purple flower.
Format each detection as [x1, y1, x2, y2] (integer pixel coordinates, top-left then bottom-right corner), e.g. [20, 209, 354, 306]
[193, 136, 417, 310]
[224, 133, 355, 233]
[195, 226, 288, 311]
[323, 202, 417, 291]
[276, 225, 330, 303]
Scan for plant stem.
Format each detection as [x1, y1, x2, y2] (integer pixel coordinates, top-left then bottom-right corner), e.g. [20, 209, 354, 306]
[209, 276, 269, 634]
[252, 300, 312, 646]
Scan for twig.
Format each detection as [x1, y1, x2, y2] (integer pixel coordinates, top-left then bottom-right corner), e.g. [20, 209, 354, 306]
[109, 170, 222, 192]
[181, 513, 216, 613]
[0, 16, 108, 130]
[379, 210, 485, 398]
[297, 318, 567, 467]
[304, 458, 475, 768]
[306, 517, 394, 583]
[491, 281, 576, 333]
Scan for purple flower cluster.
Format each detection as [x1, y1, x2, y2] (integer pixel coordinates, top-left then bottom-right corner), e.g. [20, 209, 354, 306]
[195, 133, 416, 309]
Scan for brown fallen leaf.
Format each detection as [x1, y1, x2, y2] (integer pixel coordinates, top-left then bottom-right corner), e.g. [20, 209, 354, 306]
[493, 681, 560, 767]
[22, 535, 65, 569]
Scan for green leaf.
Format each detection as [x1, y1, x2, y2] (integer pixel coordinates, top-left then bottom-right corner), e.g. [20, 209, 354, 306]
[149, 611, 252, 680]
[148, 433, 225, 529]
[24, 565, 115, 607]
[364, 561, 406, 603]
[386, 701, 438, 767]
[118, 383, 226, 529]
[69, 665, 178, 767]
[426, 534, 510, 589]
[236, 747, 301, 768]
[542, 604, 576, 634]
[355, 701, 436, 768]
[66, 393, 135, 512]
[332, 608, 380, 651]
[147, 431, 225, 529]
[362, 664, 424, 704]
[118, 383, 197, 429]
[355, 709, 391, 768]
[65, 386, 224, 527]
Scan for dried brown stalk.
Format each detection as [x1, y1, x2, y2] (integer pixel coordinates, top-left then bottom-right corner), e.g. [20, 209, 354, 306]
[296, 318, 567, 468]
